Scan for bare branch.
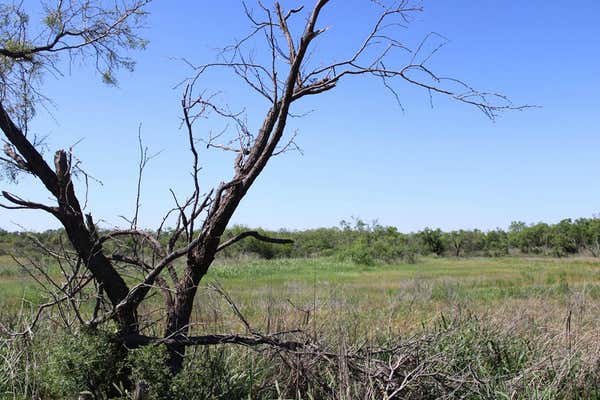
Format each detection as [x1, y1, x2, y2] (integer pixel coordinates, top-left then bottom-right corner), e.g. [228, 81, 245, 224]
[216, 230, 293, 253]
[121, 332, 304, 351]
[1, 190, 58, 215]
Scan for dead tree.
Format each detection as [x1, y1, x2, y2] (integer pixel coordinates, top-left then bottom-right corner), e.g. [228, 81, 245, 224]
[0, 0, 525, 375]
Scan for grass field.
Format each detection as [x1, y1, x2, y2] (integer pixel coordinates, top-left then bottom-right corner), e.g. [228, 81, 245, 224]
[195, 257, 600, 339]
[4, 255, 600, 335]
[4, 255, 600, 398]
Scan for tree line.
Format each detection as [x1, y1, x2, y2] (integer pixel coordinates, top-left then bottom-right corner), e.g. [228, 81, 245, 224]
[3, 216, 600, 264]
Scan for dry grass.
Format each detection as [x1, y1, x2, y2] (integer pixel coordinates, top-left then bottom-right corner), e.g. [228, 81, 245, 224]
[170, 256, 600, 340]
[4, 256, 600, 398]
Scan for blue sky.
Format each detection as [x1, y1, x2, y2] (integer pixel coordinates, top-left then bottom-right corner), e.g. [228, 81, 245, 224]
[1, 0, 599, 232]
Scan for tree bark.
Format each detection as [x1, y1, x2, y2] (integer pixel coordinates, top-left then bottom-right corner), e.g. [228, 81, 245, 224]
[164, 249, 213, 374]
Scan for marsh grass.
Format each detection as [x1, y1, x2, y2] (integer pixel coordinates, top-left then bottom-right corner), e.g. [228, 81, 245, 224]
[3, 256, 600, 398]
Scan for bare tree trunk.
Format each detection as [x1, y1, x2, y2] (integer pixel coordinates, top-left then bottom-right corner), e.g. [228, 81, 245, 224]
[165, 274, 201, 374]
[165, 244, 217, 373]
[163, 185, 243, 373]
[62, 214, 139, 332]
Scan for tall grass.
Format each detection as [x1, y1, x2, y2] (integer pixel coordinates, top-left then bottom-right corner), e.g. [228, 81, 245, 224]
[2, 256, 600, 398]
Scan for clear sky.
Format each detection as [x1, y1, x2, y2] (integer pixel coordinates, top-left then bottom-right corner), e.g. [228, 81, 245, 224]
[1, 0, 599, 233]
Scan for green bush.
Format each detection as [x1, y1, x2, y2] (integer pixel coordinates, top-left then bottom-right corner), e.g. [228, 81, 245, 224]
[5, 315, 600, 399]
[4, 215, 600, 262]
[37, 330, 128, 399]
[34, 333, 270, 400]
[172, 347, 266, 399]
[128, 345, 270, 399]
[338, 237, 376, 265]
[128, 345, 173, 400]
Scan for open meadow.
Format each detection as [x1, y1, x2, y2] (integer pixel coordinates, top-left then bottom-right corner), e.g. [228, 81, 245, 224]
[5, 255, 600, 336]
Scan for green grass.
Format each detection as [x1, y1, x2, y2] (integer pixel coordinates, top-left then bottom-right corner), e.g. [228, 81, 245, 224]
[209, 256, 600, 285]
[171, 256, 600, 337]
[5, 256, 600, 399]
[206, 256, 600, 300]
[4, 255, 600, 333]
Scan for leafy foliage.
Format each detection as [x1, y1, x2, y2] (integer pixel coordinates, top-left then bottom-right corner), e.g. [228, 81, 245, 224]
[37, 330, 128, 399]
[4, 216, 600, 264]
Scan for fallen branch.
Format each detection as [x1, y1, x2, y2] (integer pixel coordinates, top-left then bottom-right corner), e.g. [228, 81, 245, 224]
[120, 333, 305, 351]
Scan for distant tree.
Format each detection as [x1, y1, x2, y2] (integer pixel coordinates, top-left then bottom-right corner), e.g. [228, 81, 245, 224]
[483, 228, 509, 256]
[551, 219, 580, 257]
[0, 0, 522, 383]
[508, 221, 552, 254]
[577, 217, 600, 257]
[529, 223, 553, 254]
[293, 227, 342, 257]
[448, 230, 466, 257]
[339, 222, 412, 265]
[419, 227, 446, 256]
[508, 221, 527, 252]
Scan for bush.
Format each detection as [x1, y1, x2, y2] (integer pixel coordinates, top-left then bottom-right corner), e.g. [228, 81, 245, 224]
[338, 237, 376, 265]
[335, 220, 416, 265]
[128, 345, 173, 400]
[37, 330, 128, 399]
[7, 314, 600, 399]
[35, 333, 269, 400]
[172, 347, 267, 399]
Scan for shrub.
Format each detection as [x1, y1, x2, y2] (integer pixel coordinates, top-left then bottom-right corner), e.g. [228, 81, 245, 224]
[128, 345, 173, 400]
[338, 237, 376, 265]
[37, 330, 128, 399]
[172, 347, 267, 399]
